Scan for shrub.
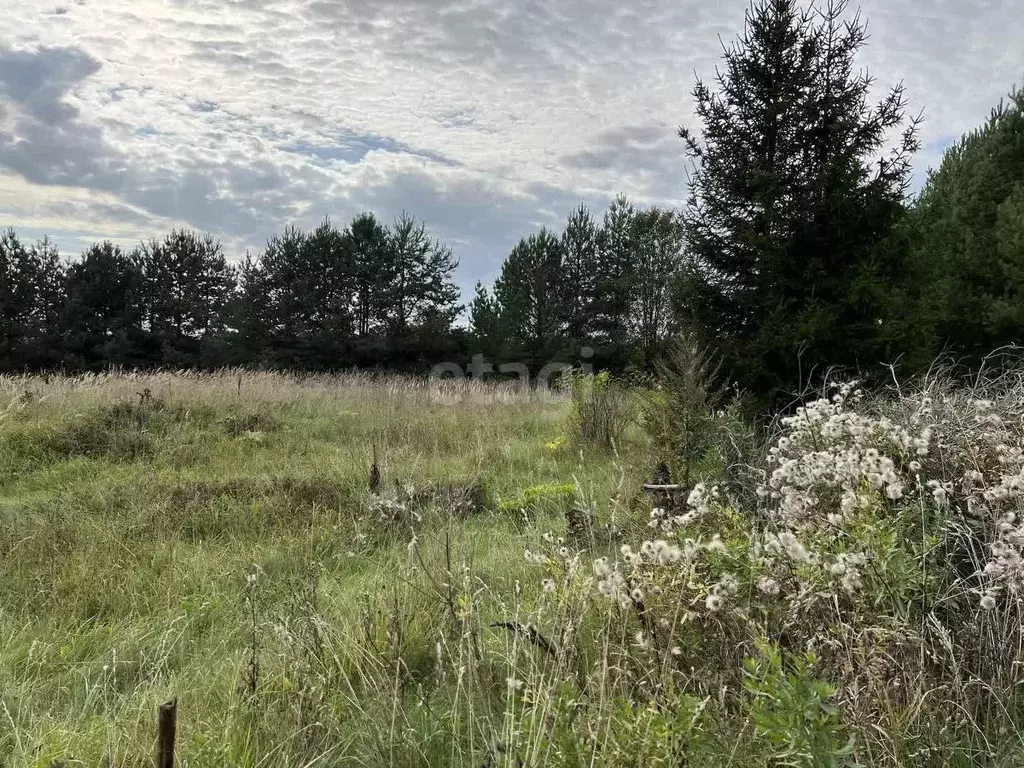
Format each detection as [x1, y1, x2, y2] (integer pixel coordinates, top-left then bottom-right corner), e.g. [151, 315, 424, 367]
[743, 640, 855, 767]
[640, 335, 724, 486]
[564, 369, 634, 452]
[519, 374, 1024, 764]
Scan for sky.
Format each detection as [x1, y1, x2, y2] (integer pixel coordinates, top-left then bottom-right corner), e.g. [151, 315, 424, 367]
[0, 0, 1020, 295]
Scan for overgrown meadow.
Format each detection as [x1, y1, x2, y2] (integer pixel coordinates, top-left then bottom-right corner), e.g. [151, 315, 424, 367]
[2, 367, 1024, 766]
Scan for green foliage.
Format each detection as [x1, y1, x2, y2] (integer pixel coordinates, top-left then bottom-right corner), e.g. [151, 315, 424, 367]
[600, 693, 716, 767]
[1, 212, 462, 374]
[566, 369, 635, 452]
[593, 194, 638, 349]
[677, 0, 919, 402]
[62, 241, 145, 369]
[0, 229, 65, 371]
[135, 229, 237, 367]
[236, 213, 462, 370]
[498, 481, 577, 513]
[467, 280, 504, 362]
[906, 86, 1024, 369]
[489, 228, 565, 362]
[469, 197, 687, 372]
[743, 640, 857, 767]
[385, 212, 463, 336]
[630, 208, 685, 364]
[641, 334, 724, 485]
[558, 204, 599, 345]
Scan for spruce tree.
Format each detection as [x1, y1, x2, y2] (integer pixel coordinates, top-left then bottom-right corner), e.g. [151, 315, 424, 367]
[678, 0, 918, 399]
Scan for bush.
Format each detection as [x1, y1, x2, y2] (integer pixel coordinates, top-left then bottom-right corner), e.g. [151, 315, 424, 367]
[743, 640, 855, 767]
[564, 369, 635, 452]
[640, 335, 724, 485]
[46, 401, 164, 461]
[517, 374, 1024, 764]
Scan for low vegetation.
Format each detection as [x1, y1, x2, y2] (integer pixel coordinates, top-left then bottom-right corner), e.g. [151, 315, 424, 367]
[2, 367, 1024, 766]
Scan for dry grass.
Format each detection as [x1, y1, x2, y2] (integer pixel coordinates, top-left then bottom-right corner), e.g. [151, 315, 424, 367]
[3, 368, 1023, 766]
[0, 369, 641, 766]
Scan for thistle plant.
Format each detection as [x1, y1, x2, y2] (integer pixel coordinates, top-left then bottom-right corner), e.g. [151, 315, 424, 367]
[519, 375, 1024, 764]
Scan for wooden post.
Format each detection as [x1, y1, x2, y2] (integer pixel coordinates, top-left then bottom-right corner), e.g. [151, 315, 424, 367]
[157, 698, 177, 768]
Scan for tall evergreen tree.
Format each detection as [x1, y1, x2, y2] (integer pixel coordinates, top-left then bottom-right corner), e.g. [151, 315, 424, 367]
[135, 229, 237, 365]
[907, 86, 1024, 367]
[385, 212, 461, 337]
[347, 213, 391, 340]
[468, 281, 503, 356]
[559, 204, 599, 345]
[63, 241, 143, 368]
[0, 230, 65, 370]
[594, 195, 637, 348]
[492, 229, 564, 362]
[678, 0, 918, 399]
[23, 237, 65, 368]
[305, 218, 357, 363]
[237, 221, 355, 369]
[630, 207, 685, 364]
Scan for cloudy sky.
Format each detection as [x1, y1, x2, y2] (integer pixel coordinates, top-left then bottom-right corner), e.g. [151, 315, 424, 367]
[0, 0, 1020, 293]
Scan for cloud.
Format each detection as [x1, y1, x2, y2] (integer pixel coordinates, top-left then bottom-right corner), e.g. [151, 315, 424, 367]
[0, 0, 1020, 294]
[0, 44, 100, 120]
[0, 45, 125, 189]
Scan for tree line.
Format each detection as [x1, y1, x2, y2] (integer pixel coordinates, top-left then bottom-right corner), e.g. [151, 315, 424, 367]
[2, 0, 1022, 403]
[0, 213, 463, 372]
[0, 195, 687, 376]
[469, 197, 685, 372]
[471, 0, 1024, 402]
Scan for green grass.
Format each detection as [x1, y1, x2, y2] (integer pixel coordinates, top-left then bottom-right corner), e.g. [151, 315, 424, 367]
[7, 371, 1022, 767]
[0, 371, 644, 767]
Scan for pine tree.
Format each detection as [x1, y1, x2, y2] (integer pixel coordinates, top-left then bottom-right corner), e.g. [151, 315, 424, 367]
[385, 212, 461, 337]
[135, 229, 237, 365]
[559, 205, 599, 345]
[593, 195, 637, 348]
[347, 213, 391, 340]
[908, 86, 1024, 367]
[678, 0, 918, 399]
[237, 221, 355, 369]
[0, 230, 66, 370]
[468, 282, 503, 356]
[23, 237, 65, 368]
[63, 241, 144, 368]
[305, 218, 357, 363]
[492, 229, 564, 363]
[630, 207, 684, 364]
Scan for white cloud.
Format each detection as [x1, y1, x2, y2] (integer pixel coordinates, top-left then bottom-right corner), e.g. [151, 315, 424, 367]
[0, 0, 1020, 293]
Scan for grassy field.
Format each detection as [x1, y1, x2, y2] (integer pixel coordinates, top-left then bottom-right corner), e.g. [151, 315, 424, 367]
[3, 369, 1024, 766]
[0, 371, 645, 767]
